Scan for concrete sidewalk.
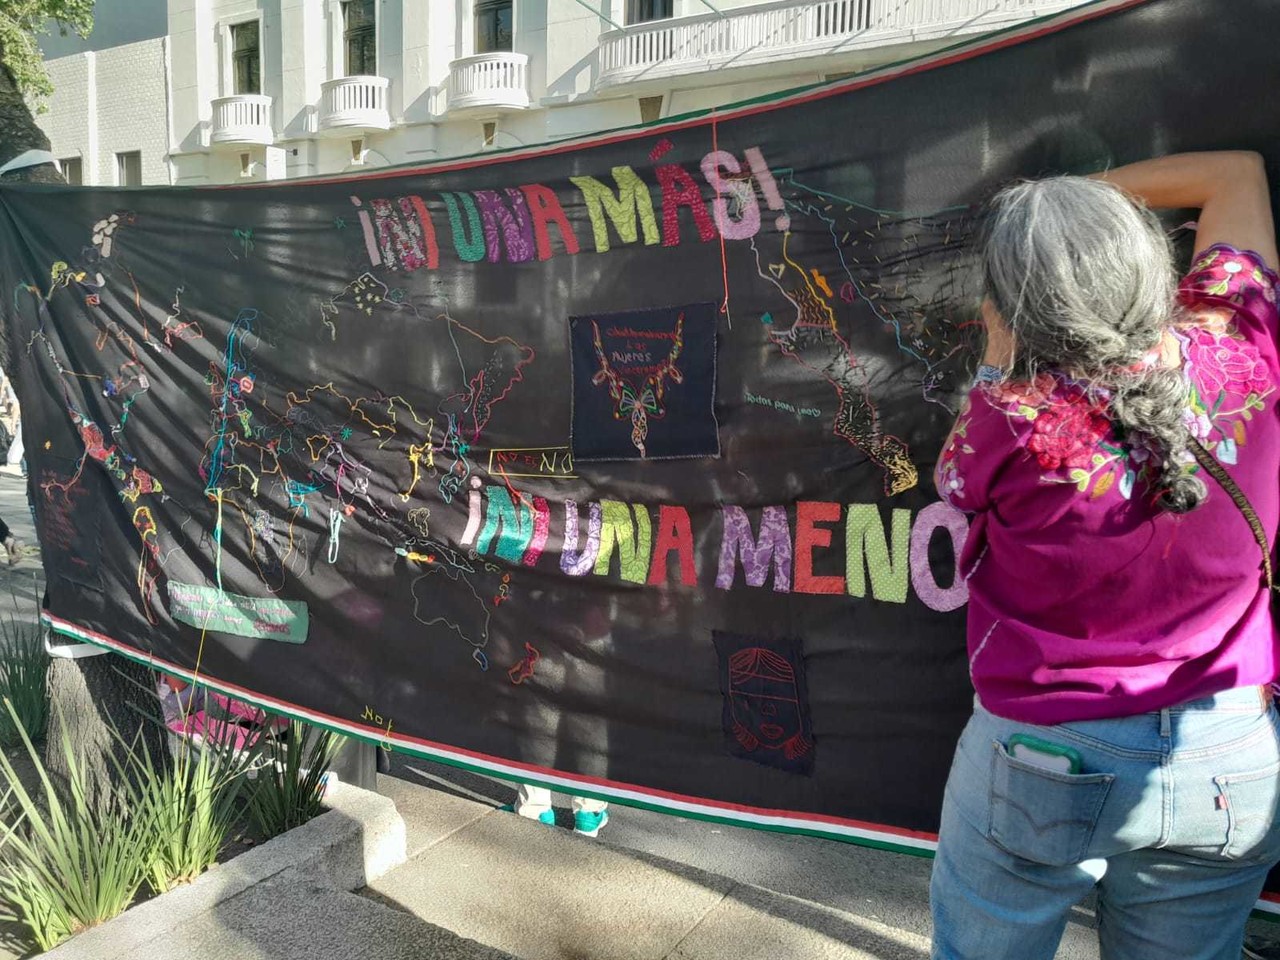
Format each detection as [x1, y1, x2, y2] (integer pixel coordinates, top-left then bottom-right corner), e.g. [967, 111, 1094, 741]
[0, 471, 46, 620]
[365, 775, 931, 960]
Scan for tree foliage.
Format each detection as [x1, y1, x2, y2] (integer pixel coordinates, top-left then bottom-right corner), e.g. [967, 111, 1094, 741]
[0, 0, 95, 109]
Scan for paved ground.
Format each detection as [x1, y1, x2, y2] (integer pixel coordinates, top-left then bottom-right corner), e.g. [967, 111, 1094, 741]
[367, 774, 934, 960]
[383, 756, 1280, 959]
[385, 756, 1106, 960]
[61, 874, 522, 960]
[0, 470, 47, 619]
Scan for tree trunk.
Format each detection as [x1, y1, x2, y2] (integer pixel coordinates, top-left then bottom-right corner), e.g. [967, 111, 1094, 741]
[0, 55, 60, 187]
[46, 656, 169, 806]
[0, 52, 169, 797]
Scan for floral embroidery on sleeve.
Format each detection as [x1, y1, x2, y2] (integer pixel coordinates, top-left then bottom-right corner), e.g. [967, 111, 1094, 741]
[935, 396, 974, 508]
[1179, 245, 1279, 329]
[1177, 245, 1278, 465]
[949, 377, 1145, 502]
[1180, 327, 1272, 464]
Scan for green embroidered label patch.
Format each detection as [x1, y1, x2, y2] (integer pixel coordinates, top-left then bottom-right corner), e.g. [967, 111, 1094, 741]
[168, 582, 309, 644]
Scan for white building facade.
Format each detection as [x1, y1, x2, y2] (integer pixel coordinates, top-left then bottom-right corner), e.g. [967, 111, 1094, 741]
[41, 36, 173, 186]
[38, 0, 1085, 186]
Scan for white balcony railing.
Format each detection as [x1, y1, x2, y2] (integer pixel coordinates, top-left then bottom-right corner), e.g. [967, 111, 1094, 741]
[210, 94, 274, 146]
[448, 52, 530, 113]
[319, 76, 391, 133]
[598, 0, 1086, 87]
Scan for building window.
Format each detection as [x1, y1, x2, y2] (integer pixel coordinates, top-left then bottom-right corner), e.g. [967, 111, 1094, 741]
[343, 0, 377, 76]
[231, 20, 261, 95]
[475, 0, 513, 54]
[116, 151, 142, 186]
[627, 0, 673, 24]
[60, 157, 83, 185]
[638, 95, 663, 123]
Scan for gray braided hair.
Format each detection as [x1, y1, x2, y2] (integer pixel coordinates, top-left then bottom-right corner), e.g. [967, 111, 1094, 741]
[981, 176, 1205, 513]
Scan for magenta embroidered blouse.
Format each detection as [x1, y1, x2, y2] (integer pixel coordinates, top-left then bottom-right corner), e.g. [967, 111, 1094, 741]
[937, 245, 1280, 724]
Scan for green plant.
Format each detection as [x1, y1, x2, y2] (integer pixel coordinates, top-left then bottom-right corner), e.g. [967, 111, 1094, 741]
[247, 720, 339, 838]
[0, 619, 49, 748]
[133, 734, 256, 895]
[0, 700, 152, 952]
[0, 1, 96, 107]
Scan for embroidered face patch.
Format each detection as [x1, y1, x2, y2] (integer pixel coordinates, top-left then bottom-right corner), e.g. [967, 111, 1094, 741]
[569, 303, 720, 461]
[712, 630, 815, 776]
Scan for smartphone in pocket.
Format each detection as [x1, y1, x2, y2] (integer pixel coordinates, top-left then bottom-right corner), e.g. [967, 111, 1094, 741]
[1007, 734, 1083, 775]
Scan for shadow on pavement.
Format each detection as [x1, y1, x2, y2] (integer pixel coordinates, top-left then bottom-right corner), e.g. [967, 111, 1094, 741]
[380, 757, 1106, 960]
[368, 764, 934, 960]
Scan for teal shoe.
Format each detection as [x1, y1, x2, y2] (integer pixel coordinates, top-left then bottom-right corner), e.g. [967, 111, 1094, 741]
[573, 808, 609, 838]
[498, 803, 555, 826]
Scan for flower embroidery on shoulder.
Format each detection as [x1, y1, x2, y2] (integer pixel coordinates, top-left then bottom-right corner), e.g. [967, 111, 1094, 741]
[1183, 328, 1270, 404]
[937, 456, 965, 503]
[1025, 394, 1111, 471]
[1181, 325, 1274, 465]
[980, 376, 1138, 498]
[987, 373, 1056, 419]
[935, 396, 974, 505]
[1182, 246, 1280, 308]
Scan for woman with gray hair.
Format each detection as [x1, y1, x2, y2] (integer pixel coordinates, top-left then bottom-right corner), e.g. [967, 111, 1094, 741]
[931, 152, 1280, 960]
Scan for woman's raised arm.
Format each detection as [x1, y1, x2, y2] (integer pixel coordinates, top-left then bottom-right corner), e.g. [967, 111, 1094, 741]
[1092, 151, 1276, 270]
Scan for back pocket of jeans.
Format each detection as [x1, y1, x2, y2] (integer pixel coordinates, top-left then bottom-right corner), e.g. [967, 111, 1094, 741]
[1215, 763, 1280, 861]
[987, 740, 1115, 866]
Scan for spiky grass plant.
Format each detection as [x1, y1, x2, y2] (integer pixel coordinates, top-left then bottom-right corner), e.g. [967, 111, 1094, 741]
[134, 732, 258, 895]
[247, 719, 339, 838]
[0, 619, 49, 748]
[0, 701, 152, 952]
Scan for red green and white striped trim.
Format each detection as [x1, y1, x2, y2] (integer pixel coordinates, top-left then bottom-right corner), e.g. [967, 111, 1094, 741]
[50, 612, 1280, 916]
[1257, 894, 1280, 920]
[43, 612, 937, 855]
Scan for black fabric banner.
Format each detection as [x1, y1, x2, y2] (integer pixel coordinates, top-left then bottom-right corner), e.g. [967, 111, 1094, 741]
[1, 0, 1277, 873]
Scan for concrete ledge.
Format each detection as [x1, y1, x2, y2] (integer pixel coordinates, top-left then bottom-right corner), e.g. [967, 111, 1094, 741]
[40, 781, 407, 960]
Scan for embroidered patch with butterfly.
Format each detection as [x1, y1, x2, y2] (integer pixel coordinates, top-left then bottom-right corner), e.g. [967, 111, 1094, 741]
[569, 302, 720, 461]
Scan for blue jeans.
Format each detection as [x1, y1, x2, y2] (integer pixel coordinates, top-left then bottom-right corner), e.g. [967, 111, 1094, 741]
[931, 687, 1280, 960]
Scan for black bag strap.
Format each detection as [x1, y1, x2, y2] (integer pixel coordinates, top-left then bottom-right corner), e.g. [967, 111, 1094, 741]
[1187, 439, 1275, 589]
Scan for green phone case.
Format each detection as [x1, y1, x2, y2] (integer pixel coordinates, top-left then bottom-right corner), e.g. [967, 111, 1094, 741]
[1007, 733, 1083, 774]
